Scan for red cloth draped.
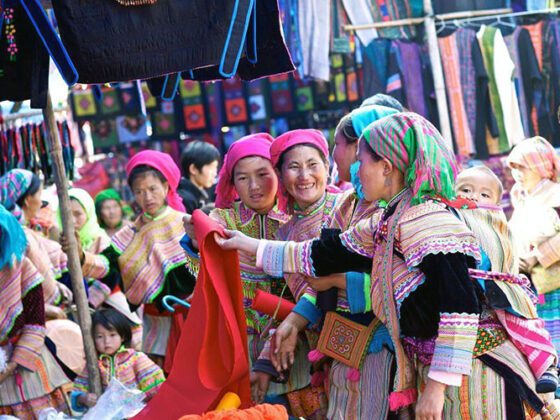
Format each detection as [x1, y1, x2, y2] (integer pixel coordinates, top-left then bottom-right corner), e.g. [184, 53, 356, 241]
[133, 210, 251, 419]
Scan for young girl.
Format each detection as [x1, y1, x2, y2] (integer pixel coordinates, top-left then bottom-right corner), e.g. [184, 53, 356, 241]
[72, 309, 165, 411]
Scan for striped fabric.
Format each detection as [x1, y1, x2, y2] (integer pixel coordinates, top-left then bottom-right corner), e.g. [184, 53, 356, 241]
[0, 257, 43, 343]
[539, 290, 560, 354]
[112, 208, 187, 305]
[439, 34, 474, 157]
[0, 387, 70, 420]
[0, 169, 33, 222]
[83, 235, 112, 308]
[74, 348, 165, 399]
[456, 28, 478, 144]
[142, 312, 172, 357]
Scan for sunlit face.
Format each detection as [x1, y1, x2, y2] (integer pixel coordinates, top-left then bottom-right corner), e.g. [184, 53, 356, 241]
[456, 170, 501, 206]
[233, 156, 278, 214]
[332, 129, 358, 183]
[509, 162, 543, 192]
[191, 160, 219, 189]
[131, 173, 169, 216]
[70, 199, 88, 231]
[23, 184, 43, 219]
[94, 324, 123, 356]
[357, 141, 388, 203]
[100, 199, 123, 229]
[280, 145, 329, 209]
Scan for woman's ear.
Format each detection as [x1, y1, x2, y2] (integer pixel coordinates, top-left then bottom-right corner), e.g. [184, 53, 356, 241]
[382, 158, 394, 176]
[163, 181, 170, 195]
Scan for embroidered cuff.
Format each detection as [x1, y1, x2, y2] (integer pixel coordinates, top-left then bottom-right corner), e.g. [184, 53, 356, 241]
[427, 369, 462, 387]
[180, 234, 199, 259]
[12, 324, 46, 371]
[430, 312, 479, 375]
[536, 233, 560, 269]
[363, 274, 372, 312]
[82, 251, 109, 279]
[292, 296, 322, 327]
[253, 358, 280, 379]
[283, 240, 315, 276]
[347, 272, 367, 314]
[261, 241, 286, 278]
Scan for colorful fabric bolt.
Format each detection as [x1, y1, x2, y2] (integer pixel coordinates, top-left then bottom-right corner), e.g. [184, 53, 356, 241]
[361, 112, 459, 205]
[0, 169, 34, 222]
[270, 129, 330, 212]
[507, 136, 560, 181]
[126, 150, 186, 212]
[215, 133, 274, 209]
[0, 204, 28, 270]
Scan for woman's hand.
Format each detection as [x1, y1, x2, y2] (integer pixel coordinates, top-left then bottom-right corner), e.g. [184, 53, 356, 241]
[520, 251, 539, 273]
[250, 371, 272, 404]
[78, 392, 98, 408]
[58, 283, 73, 303]
[182, 214, 198, 250]
[45, 304, 67, 320]
[0, 362, 17, 384]
[271, 312, 308, 372]
[415, 378, 446, 420]
[306, 274, 346, 291]
[60, 232, 84, 264]
[214, 229, 260, 254]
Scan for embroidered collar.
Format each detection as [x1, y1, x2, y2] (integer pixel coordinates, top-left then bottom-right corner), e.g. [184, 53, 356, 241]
[237, 201, 287, 225]
[293, 193, 327, 218]
[379, 188, 410, 210]
[142, 205, 169, 222]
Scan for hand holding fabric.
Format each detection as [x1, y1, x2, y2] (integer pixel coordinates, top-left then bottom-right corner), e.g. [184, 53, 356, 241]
[214, 229, 259, 254]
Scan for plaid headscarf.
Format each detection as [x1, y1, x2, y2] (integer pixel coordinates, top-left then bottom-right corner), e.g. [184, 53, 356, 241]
[507, 136, 560, 182]
[361, 112, 458, 205]
[0, 169, 34, 222]
[0, 204, 27, 270]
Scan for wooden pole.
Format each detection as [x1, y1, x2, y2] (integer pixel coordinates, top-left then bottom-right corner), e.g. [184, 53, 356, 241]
[423, 0, 453, 148]
[42, 93, 102, 396]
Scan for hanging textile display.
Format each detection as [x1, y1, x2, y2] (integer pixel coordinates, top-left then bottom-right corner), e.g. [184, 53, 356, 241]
[150, 97, 185, 140]
[221, 79, 249, 125]
[294, 76, 315, 112]
[247, 79, 269, 122]
[269, 74, 295, 116]
[180, 80, 208, 132]
[90, 119, 119, 150]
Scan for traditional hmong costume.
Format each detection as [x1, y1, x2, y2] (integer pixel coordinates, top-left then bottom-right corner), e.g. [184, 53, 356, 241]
[0, 205, 71, 419]
[257, 114, 559, 418]
[81, 152, 195, 361]
[508, 137, 560, 356]
[72, 346, 165, 411]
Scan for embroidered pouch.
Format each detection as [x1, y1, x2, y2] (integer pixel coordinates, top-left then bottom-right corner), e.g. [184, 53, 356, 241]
[316, 312, 379, 369]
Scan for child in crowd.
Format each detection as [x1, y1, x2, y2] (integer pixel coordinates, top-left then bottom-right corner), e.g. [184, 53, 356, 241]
[455, 165, 559, 393]
[72, 309, 166, 411]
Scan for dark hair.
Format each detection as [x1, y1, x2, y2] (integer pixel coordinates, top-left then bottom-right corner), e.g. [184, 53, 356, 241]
[181, 141, 221, 176]
[360, 94, 404, 112]
[91, 308, 132, 347]
[127, 165, 167, 189]
[276, 143, 328, 169]
[336, 114, 359, 144]
[17, 173, 42, 208]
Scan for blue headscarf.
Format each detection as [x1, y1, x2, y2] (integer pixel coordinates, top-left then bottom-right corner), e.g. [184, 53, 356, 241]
[0, 204, 27, 270]
[348, 105, 400, 199]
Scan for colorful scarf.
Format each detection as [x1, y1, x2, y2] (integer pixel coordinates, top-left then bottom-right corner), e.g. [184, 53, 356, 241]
[0, 204, 27, 270]
[215, 133, 274, 209]
[361, 112, 459, 205]
[58, 188, 109, 251]
[270, 129, 330, 213]
[507, 136, 560, 182]
[0, 169, 34, 222]
[126, 150, 186, 212]
[94, 188, 132, 228]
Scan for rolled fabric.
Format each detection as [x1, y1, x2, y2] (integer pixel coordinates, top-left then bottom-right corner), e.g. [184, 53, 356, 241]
[251, 289, 295, 321]
[215, 392, 241, 411]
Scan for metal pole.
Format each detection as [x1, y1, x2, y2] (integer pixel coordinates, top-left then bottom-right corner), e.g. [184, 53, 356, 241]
[42, 93, 102, 396]
[423, 0, 453, 147]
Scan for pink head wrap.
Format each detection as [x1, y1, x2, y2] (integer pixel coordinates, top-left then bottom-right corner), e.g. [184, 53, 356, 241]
[507, 136, 560, 181]
[126, 150, 186, 212]
[215, 133, 275, 209]
[270, 129, 330, 213]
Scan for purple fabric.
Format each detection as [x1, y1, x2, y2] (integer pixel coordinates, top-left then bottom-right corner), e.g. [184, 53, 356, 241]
[395, 40, 427, 117]
[455, 28, 477, 142]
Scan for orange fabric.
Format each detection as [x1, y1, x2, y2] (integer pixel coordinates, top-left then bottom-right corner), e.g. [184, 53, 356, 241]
[133, 210, 251, 419]
[178, 404, 288, 420]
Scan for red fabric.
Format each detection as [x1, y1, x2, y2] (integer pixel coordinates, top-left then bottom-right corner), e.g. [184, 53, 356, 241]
[251, 290, 295, 321]
[133, 210, 251, 419]
[215, 133, 274, 209]
[164, 306, 190, 374]
[125, 150, 186, 212]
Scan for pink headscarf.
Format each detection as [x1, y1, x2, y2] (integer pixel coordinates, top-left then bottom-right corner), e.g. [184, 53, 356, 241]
[126, 150, 186, 212]
[507, 136, 560, 182]
[215, 133, 274, 209]
[270, 129, 330, 213]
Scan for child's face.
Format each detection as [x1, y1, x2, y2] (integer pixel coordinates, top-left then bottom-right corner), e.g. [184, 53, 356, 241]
[94, 324, 123, 356]
[509, 162, 542, 192]
[456, 171, 501, 206]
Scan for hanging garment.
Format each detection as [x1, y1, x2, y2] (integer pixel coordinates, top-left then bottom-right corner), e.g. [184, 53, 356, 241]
[298, 0, 331, 81]
[0, 3, 49, 108]
[433, 0, 508, 14]
[369, 0, 422, 39]
[395, 40, 428, 118]
[51, 0, 293, 84]
[341, 0, 377, 47]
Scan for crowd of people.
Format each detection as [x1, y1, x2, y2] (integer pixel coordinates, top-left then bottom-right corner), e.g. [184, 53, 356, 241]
[1, 94, 560, 419]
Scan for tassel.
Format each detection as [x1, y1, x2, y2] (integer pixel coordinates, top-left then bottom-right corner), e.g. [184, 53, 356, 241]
[388, 389, 418, 411]
[308, 349, 325, 363]
[346, 368, 360, 382]
[310, 371, 326, 387]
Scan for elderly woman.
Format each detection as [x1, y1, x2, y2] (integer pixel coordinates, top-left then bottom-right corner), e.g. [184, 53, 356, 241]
[218, 113, 559, 419]
[94, 188, 133, 237]
[0, 204, 71, 419]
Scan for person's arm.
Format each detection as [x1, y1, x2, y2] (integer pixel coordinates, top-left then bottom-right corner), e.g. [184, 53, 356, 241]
[132, 351, 166, 400]
[81, 244, 122, 291]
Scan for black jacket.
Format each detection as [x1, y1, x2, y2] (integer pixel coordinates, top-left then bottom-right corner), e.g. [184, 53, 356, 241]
[177, 177, 211, 214]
